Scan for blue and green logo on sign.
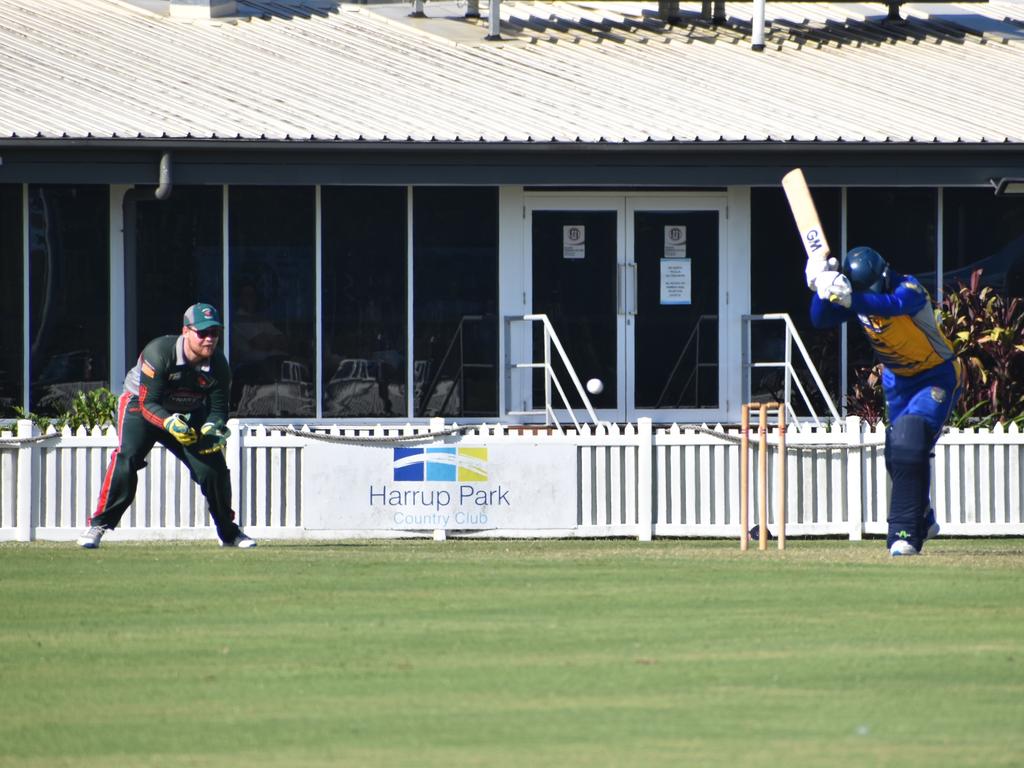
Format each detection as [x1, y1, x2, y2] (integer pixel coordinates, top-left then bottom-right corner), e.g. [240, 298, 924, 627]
[393, 447, 488, 482]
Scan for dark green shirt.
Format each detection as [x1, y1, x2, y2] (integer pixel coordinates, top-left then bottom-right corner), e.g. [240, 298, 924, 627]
[123, 335, 231, 427]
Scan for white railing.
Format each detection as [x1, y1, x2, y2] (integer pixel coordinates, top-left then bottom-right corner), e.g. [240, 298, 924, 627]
[2, 419, 1022, 541]
[742, 312, 841, 427]
[504, 313, 602, 431]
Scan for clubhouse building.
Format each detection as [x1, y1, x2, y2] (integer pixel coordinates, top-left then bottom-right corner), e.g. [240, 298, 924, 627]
[2, 0, 1023, 426]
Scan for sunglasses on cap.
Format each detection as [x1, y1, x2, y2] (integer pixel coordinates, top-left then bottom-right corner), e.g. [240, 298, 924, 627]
[190, 326, 221, 339]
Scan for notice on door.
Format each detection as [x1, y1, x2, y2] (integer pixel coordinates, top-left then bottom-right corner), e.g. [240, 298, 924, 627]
[563, 225, 585, 259]
[664, 225, 687, 258]
[660, 258, 692, 305]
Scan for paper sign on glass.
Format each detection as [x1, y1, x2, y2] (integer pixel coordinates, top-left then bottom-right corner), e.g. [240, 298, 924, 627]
[660, 258, 692, 305]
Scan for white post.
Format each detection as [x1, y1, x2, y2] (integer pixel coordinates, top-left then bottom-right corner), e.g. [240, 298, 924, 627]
[16, 420, 33, 542]
[846, 415, 863, 541]
[110, 185, 130, 391]
[429, 417, 446, 541]
[637, 418, 653, 541]
[314, 186, 323, 420]
[752, 0, 766, 50]
[487, 0, 501, 39]
[227, 418, 242, 528]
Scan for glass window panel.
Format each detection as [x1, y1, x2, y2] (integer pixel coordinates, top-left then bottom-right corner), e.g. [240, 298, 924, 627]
[413, 187, 499, 418]
[633, 210, 720, 409]
[847, 187, 937, 294]
[28, 185, 110, 415]
[0, 185, 22, 417]
[531, 210, 618, 409]
[130, 187, 223, 357]
[322, 187, 407, 418]
[943, 188, 1024, 298]
[751, 187, 842, 416]
[229, 186, 315, 418]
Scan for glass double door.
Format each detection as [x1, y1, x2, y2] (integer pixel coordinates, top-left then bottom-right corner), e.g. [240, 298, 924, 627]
[527, 195, 724, 423]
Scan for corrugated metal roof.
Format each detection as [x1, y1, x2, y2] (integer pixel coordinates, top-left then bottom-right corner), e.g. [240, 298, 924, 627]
[0, 0, 1022, 144]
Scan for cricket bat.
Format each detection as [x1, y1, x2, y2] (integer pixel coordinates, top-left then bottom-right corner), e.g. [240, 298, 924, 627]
[782, 168, 831, 265]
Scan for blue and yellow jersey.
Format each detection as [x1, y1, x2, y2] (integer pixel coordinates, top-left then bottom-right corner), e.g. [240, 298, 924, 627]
[810, 274, 956, 377]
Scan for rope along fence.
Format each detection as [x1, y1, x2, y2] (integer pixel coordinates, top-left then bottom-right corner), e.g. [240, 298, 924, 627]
[0, 434, 59, 446]
[2, 423, 867, 450]
[283, 423, 869, 453]
[277, 425, 471, 446]
[688, 422, 874, 451]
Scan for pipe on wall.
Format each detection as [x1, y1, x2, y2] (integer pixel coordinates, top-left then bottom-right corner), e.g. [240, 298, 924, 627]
[155, 151, 172, 200]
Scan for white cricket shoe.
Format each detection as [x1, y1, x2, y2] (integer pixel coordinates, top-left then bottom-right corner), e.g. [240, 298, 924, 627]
[890, 540, 920, 557]
[220, 532, 257, 548]
[77, 525, 110, 549]
[924, 520, 940, 542]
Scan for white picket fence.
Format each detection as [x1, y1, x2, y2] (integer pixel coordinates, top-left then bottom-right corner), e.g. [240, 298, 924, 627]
[1, 418, 1022, 542]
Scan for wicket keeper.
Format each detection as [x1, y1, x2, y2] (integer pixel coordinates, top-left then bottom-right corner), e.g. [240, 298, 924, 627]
[808, 248, 962, 556]
[77, 303, 256, 549]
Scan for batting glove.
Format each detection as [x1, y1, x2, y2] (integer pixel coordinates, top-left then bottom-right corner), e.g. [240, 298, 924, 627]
[163, 413, 198, 446]
[198, 421, 230, 455]
[826, 274, 853, 308]
[814, 270, 843, 300]
[805, 257, 839, 291]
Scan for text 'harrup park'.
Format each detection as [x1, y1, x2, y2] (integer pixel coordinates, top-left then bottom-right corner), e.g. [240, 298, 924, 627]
[370, 485, 510, 514]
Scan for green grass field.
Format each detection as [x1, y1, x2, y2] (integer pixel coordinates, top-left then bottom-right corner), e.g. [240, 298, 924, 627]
[1, 539, 1023, 767]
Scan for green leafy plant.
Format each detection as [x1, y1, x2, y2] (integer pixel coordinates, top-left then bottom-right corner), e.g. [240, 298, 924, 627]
[844, 362, 886, 425]
[10, 406, 52, 432]
[13, 387, 117, 432]
[940, 269, 1024, 428]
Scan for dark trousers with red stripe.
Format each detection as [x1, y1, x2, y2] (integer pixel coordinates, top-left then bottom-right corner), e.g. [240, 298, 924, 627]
[91, 393, 241, 543]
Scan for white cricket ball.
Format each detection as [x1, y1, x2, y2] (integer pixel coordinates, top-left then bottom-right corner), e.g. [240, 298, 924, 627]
[586, 378, 604, 395]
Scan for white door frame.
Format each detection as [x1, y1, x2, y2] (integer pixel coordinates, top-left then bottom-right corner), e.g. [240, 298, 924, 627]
[522, 193, 627, 424]
[625, 195, 730, 424]
[514, 190, 735, 425]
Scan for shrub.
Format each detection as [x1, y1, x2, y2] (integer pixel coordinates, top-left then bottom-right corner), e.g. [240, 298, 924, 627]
[940, 269, 1024, 427]
[13, 388, 118, 432]
[844, 362, 886, 425]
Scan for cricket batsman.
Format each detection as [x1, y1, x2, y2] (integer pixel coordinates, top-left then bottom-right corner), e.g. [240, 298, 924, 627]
[77, 303, 256, 549]
[808, 247, 962, 556]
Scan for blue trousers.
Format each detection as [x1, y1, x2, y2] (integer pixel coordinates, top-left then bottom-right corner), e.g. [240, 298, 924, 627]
[883, 360, 961, 442]
[882, 360, 961, 548]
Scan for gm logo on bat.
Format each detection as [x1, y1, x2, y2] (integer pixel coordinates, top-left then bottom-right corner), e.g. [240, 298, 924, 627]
[805, 229, 826, 253]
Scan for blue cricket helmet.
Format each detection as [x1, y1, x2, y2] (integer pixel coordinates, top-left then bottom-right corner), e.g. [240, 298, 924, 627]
[842, 246, 890, 293]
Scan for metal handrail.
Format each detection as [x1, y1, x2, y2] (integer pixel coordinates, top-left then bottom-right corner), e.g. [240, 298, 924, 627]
[419, 315, 490, 417]
[741, 312, 840, 427]
[504, 313, 601, 432]
[655, 314, 718, 408]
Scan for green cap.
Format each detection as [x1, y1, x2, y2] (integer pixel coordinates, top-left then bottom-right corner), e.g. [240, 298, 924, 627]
[183, 303, 222, 330]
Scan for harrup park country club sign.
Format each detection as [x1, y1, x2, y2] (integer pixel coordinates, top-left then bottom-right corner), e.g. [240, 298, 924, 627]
[303, 441, 578, 530]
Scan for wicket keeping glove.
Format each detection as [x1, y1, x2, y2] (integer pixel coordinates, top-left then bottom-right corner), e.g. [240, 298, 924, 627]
[163, 413, 198, 446]
[198, 421, 230, 455]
